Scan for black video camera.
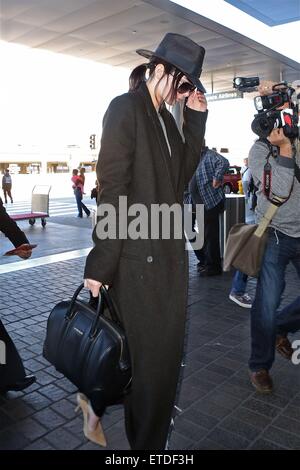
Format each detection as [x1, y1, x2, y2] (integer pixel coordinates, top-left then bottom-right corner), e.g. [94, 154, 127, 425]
[233, 76, 259, 92]
[233, 77, 299, 140]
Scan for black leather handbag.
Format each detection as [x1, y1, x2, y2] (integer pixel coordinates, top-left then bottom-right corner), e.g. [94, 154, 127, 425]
[43, 284, 131, 416]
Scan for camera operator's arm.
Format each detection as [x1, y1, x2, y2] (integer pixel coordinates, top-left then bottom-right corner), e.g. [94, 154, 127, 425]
[249, 130, 294, 199]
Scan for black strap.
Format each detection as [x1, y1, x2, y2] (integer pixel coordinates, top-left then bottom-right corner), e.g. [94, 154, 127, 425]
[263, 161, 272, 200]
[294, 160, 300, 183]
[260, 137, 296, 207]
[259, 137, 300, 183]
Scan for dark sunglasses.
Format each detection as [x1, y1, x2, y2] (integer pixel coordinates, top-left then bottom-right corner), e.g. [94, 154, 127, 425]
[177, 81, 196, 94]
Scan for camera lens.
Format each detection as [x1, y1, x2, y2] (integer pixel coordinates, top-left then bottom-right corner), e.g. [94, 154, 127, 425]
[234, 78, 242, 86]
[251, 115, 275, 138]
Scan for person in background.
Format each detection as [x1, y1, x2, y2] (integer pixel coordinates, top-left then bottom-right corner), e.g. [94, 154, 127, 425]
[229, 270, 252, 308]
[190, 142, 229, 276]
[2, 169, 13, 204]
[229, 157, 254, 308]
[241, 158, 252, 203]
[79, 167, 86, 194]
[240, 157, 248, 175]
[71, 169, 90, 218]
[91, 179, 100, 201]
[248, 175, 258, 211]
[0, 197, 36, 393]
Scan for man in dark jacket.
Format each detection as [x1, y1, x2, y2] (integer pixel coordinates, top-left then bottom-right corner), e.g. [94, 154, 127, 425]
[190, 144, 229, 276]
[0, 197, 36, 393]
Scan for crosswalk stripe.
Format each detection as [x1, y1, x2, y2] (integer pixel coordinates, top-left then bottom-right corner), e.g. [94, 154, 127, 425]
[4, 198, 96, 219]
[6, 205, 84, 217]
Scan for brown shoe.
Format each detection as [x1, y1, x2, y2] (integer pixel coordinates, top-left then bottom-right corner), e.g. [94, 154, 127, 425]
[276, 335, 293, 360]
[250, 369, 273, 394]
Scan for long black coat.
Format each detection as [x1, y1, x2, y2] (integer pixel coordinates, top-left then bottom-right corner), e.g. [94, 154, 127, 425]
[0, 197, 28, 388]
[0, 197, 28, 247]
[85, 82, 207, 449]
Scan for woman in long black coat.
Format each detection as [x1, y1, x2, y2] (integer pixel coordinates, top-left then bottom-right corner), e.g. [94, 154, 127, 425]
[83, 33, 208, 450]
[0, 198, 36, 393]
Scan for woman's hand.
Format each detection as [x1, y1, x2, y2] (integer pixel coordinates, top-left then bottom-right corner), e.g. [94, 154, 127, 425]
[186, 91, 207, 112]
[84, 278, 102, 297]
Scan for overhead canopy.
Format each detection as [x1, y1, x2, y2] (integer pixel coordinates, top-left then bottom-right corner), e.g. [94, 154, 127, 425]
[1, 0, 299, 92]
[225, 0, 300, 26]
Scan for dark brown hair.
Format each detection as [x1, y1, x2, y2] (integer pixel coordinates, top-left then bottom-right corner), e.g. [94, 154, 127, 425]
[129, 57, 184, 107]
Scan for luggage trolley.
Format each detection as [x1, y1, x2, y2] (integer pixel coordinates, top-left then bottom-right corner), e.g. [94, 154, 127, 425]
[11, 185, 51, 227]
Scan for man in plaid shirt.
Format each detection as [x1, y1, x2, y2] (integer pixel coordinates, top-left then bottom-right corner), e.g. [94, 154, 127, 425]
[190, 144, 229, 276]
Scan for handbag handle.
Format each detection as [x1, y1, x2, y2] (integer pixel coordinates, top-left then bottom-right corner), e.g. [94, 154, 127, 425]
[67, 283, 86, 318]
[66, 283, 121, 337]
[90, 285, 121, 338]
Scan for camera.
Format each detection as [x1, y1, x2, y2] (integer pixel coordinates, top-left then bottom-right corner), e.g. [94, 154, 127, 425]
[251, 108, 299, 140]
[233, 77, 299, 140]
[254, 92, 292, 112]
[233, 76, 259, 92]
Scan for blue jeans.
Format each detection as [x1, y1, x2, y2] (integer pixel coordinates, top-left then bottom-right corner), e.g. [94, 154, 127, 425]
[277, 296, 300, 335]
[74, 188, 90, 217]
[249, 228, 300, 372]
[231, 270, 248, 295]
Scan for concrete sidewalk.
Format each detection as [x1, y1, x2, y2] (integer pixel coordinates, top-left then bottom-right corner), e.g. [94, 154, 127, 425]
[0, 198, 96, 266]
[0, 250, 300, 450]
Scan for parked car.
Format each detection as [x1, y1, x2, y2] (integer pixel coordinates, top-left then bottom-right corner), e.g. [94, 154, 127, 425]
[223, 165, 241, 194]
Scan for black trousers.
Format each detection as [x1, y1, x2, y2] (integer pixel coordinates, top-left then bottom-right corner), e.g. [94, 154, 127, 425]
[0, 319, 26, 389]
[189, 209, 202, 262]
[3, 185, 13, 203]
[197, 200, 224, 270]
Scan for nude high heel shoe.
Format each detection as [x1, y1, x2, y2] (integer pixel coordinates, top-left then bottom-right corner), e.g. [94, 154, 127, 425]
[75, 393, 107, 447]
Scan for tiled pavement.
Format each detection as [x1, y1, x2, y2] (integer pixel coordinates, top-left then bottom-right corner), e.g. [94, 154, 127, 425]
[0, 255, 300, 450]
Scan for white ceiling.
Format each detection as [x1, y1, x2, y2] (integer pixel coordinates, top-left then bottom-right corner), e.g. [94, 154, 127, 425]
[0, 0, 299, 92]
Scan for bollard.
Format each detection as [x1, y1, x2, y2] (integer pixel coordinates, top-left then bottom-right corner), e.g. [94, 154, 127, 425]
[238, 179, 243, 194]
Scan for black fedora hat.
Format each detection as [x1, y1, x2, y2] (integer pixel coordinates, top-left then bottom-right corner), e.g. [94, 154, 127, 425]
[136, 33, 206, 93]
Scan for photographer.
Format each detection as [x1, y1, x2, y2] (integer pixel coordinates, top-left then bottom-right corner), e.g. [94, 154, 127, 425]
[248, 80, 300, 393]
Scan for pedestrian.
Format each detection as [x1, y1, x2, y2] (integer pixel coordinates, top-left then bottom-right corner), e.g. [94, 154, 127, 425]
[190, 143, 229, 276]
[0, 197, 36, 394]
[91, 179, 100, 200]
[248, 175, 258, 211]
[241, 158, 252, 203]
[79, 167, 86, 193]
[71, 169, 90, 218]
[229, 270, 252, 308]
[2, 169, 13, 204]
[80, 33, 208, 450]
